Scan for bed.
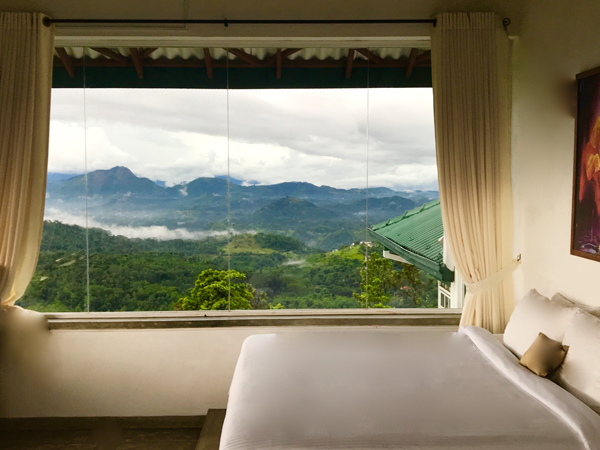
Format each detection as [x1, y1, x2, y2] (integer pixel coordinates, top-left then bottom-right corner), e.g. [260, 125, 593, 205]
[220, 326, 600, 450]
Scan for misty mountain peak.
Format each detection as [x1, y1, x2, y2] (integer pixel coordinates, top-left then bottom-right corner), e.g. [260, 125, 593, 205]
[108, 166, 135, 176]
[52, 165, 161, 197]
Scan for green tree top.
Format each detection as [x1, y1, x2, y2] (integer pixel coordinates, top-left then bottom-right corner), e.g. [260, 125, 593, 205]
[353, 252, 400, 308]
[176, 269, 253, 310]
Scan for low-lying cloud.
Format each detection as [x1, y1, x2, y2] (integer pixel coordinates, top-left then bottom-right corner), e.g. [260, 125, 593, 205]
[45, 208, 239, 241]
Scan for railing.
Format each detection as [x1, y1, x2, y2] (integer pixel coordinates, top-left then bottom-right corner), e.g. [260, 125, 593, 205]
[438, 283, 452, 308]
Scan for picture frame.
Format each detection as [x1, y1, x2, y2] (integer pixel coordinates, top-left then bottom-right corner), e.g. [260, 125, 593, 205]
[571, 65, 600, 262]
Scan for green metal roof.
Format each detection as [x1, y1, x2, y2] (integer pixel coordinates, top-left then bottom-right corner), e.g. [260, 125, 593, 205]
[368, 199, 454, 283]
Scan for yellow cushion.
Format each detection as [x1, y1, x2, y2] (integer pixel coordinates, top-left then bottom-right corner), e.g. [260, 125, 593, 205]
[519, 332, 569, 377]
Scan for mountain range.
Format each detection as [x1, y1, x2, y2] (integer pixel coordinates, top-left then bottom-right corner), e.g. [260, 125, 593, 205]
[46, 166, 438, 249]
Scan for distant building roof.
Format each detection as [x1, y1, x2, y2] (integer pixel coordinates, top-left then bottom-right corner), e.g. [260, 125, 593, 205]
[368, 199, 454, 282]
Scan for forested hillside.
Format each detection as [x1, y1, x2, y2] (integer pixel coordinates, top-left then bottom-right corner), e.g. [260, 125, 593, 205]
[20, 221, 438, 312]
[25, 168, 440, 312]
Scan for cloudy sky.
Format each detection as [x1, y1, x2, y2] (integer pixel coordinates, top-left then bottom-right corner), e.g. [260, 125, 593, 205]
[49, 87, 437, 191]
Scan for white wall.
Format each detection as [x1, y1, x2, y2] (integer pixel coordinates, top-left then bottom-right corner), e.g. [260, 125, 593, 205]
[512, 0, 600, 306]
[0, 326, 454, 418]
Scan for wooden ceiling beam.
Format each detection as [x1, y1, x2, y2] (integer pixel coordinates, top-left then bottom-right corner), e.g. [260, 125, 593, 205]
[91, 47, 128, 65]
[406, 48, 419, 78]
[345, 49, 355, 79]
[203, 48, 213, 79]
[276, 49, 282, 79]
[55, 48, 74, 78]
[129, 48, 144, 79]
[355, 48, 386, 66]
[226, 48, 262, 67]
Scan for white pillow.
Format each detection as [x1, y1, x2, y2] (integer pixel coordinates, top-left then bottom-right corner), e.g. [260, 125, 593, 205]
[551, 293, 600, 319]
[503, 289, 578, 358]
[555, 311, 600, 414]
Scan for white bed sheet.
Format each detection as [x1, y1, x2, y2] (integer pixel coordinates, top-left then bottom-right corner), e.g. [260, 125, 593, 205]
[220, 327, 600, 450]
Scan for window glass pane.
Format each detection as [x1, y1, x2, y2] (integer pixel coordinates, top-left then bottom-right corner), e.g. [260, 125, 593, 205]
[227, 87, 369, 310]
[368, 88, 440, 308]
[20, 87, 88, 312]
[78, 87, 228, 311]
[22, 46, 443, 313]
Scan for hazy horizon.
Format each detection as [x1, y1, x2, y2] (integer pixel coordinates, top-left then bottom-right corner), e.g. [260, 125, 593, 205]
[47, 165, 439, 192]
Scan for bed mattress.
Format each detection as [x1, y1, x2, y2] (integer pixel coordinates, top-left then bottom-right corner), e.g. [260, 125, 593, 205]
[220, 327, 600, 450]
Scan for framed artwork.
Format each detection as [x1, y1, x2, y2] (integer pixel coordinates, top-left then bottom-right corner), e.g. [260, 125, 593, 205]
[572, 65, 600, 261]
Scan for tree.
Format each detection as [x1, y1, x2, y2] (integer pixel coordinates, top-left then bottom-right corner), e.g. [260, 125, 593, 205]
[397, 264, 425, 306]
[25, 221, 441, 313]
[250, 289, 270, 309]
[353, 252, 400, 308]
[176, 269, 253, 310]
[353, 251, 440, 309]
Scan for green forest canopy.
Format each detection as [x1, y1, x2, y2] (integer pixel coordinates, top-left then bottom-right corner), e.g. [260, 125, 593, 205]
[20, 221, 439, 312]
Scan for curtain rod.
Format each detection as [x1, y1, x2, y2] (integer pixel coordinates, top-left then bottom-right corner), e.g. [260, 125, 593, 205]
[42, 18, 438, 27]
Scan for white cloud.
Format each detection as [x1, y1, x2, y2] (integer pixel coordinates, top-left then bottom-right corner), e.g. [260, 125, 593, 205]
[48, 122, 134, 174]
[49, 87, 437, 190]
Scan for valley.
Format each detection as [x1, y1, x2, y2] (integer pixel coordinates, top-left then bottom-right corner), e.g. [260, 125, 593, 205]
[21, 166, 440, 312]
[45, 166, 438, 250]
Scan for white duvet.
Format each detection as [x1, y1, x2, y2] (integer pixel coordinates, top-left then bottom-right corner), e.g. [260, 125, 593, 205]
[220, 327, 600, 450]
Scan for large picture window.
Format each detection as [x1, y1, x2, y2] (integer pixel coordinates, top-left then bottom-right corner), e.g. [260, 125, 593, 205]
[20, 47, 445, 313]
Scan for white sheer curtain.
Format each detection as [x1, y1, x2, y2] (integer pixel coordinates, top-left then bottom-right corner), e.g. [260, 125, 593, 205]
[0, 13, 54, 311]
[431, 12, 518, 333]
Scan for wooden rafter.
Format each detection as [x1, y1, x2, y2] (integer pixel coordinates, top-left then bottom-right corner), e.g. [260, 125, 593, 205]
[415, 50, 431, 64]
[276, 49, 282, 79]
[203, 48, 213, 79]
[406, 48, 419, 78]
[262, 48, 301, 67]
[56, 48, 74, 78]
[226, 48, 262, 67]
[130, 48, 144, 79]
[281, 48, 302, 59]
[54, 56, 431, 70]
[91, 47, 128, 65]
[345, 49, 355, 79]
[54, 49, 431, 74]
[139, 48, 158, 60]
[54, 47, 434, 77]
[355, 48, 386, 66]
